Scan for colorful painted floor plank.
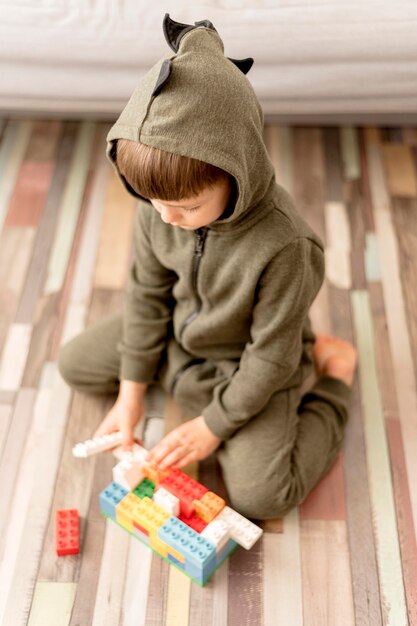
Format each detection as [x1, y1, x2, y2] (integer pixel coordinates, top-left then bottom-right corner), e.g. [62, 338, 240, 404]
[0, 118, 415, 624]
[351, 290, 408, 625]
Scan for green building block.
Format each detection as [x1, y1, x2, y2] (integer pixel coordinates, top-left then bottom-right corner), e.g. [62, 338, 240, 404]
[133, 477, 155, 499]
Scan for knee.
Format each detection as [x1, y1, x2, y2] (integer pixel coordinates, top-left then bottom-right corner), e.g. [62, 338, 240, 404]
[57, 339, 81, 389]
[223, 472, 303, 520]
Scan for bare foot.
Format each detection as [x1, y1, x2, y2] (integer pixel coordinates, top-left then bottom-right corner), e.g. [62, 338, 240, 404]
[312, 334, 358, 387]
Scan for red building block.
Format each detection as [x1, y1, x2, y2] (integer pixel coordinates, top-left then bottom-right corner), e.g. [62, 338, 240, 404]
[158, 468, 208, 518]
[55, 509, 80, 556]
[178, 511, 208, 534]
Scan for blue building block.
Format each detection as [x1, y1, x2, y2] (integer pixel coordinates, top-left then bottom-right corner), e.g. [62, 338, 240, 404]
[158, 516, 217, 583]
[99, 481, 129, 519]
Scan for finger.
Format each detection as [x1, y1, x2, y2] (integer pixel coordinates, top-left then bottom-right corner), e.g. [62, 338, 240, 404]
[145, 438, 175, 465]
[149, 442, 184, 467]
[171, 450, 197, 470]
[158, 445, 188, 470]
[92, 422, 118, 440]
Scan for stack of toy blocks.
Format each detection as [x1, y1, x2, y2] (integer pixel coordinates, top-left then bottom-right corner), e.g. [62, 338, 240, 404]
[97, 442, 263, 586]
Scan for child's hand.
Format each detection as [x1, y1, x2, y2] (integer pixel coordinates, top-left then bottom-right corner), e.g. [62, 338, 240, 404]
[92, 396, 145, 451]
[145, 416, 222, 470]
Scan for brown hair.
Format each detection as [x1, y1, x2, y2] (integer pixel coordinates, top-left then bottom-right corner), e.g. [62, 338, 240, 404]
[115, 138, 232, 200]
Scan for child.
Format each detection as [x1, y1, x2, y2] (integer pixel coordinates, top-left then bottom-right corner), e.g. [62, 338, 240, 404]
[58, 14, 357, 520]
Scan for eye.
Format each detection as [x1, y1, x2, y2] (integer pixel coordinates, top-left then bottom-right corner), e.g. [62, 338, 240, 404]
[183, 206, 200, 213]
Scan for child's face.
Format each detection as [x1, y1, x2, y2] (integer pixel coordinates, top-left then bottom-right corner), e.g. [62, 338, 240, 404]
[149, 178, 232, 230]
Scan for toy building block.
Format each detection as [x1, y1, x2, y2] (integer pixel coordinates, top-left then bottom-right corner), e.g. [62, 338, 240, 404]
[117, 494, 171, 557]
[99, 481, 129, 518]
[116, 492, 146, 533]
[157, 468, 208, 518]
[214, 505, 263, 550]
[142, 462, 170, 486]
[178, 511, 208, 534]
[72, 432, 123, 457]
[55, 509, 79, 556]
[129, 496, 170, 538]
[112, 441, 148, 462]
[158, 516, 217, 584]
[133, 477, 156, 500]
[152, 486, 180, 516]
[193, 491, 225, 523]
[200, 519, 231, 553]
[112, 456, 145, 491]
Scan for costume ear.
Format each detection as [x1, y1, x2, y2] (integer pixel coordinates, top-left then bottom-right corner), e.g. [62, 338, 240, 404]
[163, 13, 218, 52]
[227, 57, 254, 75]
[194, 18, 217, 31]
[151, 58, 172, 97]
[163, 14, 254, 75]
[163, 14, 197, 52]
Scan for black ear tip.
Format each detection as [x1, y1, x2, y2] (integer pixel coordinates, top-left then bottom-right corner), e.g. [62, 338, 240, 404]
[228, 57, 254, 75]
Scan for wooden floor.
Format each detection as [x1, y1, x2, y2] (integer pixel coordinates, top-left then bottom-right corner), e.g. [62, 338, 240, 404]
[0, 119, 416, 626]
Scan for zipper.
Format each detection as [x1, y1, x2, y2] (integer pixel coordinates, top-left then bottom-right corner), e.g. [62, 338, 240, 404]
[178, 227, 208, 341]
[171, 227, 208, 394]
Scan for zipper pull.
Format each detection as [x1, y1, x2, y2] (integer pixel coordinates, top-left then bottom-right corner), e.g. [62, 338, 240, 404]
[194, 228, 208, 256]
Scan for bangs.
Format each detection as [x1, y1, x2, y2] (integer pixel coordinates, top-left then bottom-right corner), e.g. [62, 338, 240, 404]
[115, 138, 231, 200]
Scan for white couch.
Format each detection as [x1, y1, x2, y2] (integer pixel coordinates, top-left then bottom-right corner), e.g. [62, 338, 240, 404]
[1, 0, 417, 124]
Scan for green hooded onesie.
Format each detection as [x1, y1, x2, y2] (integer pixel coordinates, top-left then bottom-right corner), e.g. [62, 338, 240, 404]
[60, 13, 351, 518]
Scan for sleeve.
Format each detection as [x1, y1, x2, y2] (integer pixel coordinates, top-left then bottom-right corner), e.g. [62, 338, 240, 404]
[117, 204, 177, 383]
[201, 237, 325, 440]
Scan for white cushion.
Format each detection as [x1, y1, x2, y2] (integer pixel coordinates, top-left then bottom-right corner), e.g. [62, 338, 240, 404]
[1, 0, 416, 119]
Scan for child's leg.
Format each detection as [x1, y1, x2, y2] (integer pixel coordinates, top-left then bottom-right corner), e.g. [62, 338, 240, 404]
[216, 336, 357, 520]
[57, 313, 122, 395]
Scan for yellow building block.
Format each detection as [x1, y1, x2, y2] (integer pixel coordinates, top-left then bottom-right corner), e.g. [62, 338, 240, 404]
[148, 525, 186, 563]
[193, 491, 225, 523]
[131, 496, 171, 536]
[149, 531, 169, 558]
[115, 492, 143, 532]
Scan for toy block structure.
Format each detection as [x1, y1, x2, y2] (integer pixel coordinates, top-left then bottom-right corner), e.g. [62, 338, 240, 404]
[55, 509, 80, 556]
[73, 433, 263, 585]
[101, 456, 262, 586]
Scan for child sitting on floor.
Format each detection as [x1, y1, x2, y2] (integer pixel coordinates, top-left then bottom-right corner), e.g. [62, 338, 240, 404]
[58, 14, 357, 519]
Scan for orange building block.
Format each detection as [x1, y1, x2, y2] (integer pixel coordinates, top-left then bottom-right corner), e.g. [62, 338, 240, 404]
[194, 491, 225, 523]
[142, 463, 171, 485]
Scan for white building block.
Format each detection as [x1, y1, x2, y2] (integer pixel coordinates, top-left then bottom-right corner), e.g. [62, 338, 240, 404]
[112, 457, 145, 491]
[214, 506, 263, 550]
[200, 519, 230, 552]
[112, 442, 149, 463]
[152, 486, 180, 516]
[72, 432, 123, 457]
